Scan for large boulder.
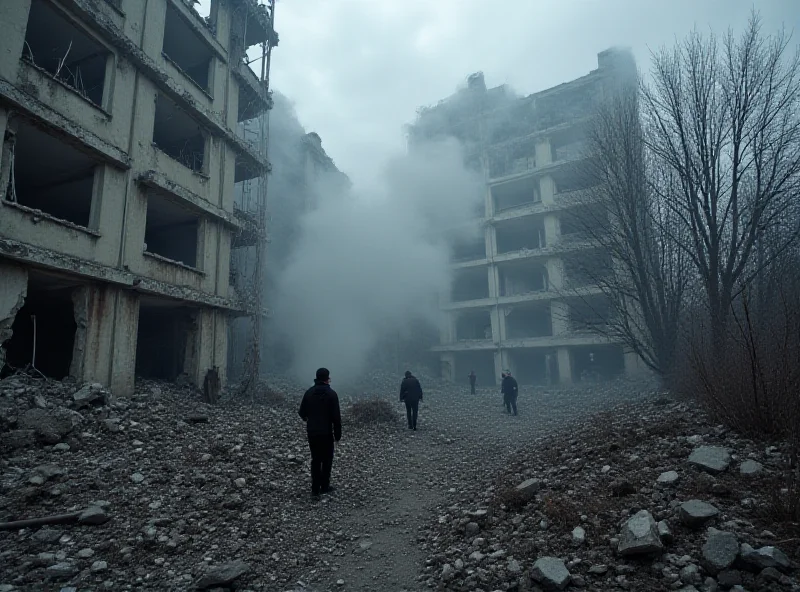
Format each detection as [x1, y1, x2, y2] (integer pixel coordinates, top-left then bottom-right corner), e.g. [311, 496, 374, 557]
[531, 557, 570, 590]
[688, 446, 731, 474]
[618, 510, 664, 556]
[701, 528, 738, 574]
[679, 500, 719, 528]
[18, 407, 83, 444]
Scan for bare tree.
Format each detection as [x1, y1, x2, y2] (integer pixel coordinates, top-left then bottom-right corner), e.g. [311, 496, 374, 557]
[564, 81, 689, 378]
[642, 14, 800, 350]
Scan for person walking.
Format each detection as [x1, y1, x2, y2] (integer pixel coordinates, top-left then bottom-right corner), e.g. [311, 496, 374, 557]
[468, 370, 477, 395]
[298, 368, 342, 497]
[399, 370, 423, 430]
[501, 370, 519, 416]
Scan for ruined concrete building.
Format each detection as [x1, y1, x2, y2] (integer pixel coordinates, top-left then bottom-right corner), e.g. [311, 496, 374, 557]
[409, 48, 648, 386]
[0, 0, 276, 395]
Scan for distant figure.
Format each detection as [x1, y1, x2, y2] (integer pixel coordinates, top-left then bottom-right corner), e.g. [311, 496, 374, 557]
[468, 370, 477, 395]
[501, 370, 519, 416]
[399, 370, 424, 430]
[203, 367, 221, 404]
[298, 368, 342, 497]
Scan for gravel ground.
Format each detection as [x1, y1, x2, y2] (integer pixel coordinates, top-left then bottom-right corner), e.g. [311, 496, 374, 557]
[0, 371, 695, 591]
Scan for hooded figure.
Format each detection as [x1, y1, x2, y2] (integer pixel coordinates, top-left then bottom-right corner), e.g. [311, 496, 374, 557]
[399, 370, 424, 430]
[501, 370, 518, 416]
[299, 368, 342, 497]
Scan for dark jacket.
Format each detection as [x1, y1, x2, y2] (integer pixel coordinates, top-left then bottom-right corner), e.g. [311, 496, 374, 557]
[501, 375, 518, 397]
[400, 375, 423, 403]
[468, 372, 477, 384]
[299, 380, 342, 441]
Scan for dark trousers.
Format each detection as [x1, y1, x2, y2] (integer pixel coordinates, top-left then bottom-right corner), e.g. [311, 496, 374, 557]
[470, 381, 476, 395]
[405, 399, 419, 429]
[307, 434, 334, 494]
[504, 393, 518, 415]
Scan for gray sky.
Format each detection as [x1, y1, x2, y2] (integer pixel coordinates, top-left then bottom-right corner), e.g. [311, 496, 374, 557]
[200, 0, 799, 194]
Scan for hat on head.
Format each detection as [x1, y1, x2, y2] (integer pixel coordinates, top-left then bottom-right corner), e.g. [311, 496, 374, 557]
[316, 367, 330, 381]
[404, 370, 412, 378]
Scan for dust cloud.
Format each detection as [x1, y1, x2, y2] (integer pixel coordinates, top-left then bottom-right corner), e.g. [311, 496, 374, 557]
[273, 138, 483, 384]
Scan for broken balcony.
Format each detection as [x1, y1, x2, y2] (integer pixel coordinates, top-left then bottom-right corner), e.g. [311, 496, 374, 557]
[455, 310, 492, 341]
[3, 120, 99, 230]
[498, 260, 549, 297]
[23, 0, 112, 108]
[451, 268, 489, 303]
[162, 1, 215, 93]
[495, 217, 546, 255]
[153, 94, 208, 174]
[505, 303, 553, 339]
[491, 176, 540, 213]
[144, 192, 202, 269]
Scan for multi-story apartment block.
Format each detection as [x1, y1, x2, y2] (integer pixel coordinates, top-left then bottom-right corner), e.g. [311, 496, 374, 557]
[409, 48, 647, 386]
[0, 0, 275, 395]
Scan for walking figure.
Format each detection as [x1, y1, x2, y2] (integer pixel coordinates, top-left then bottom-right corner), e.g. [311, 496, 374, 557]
[501, 370, 518, 416]
[468, 370, 477, 395]
[298, 368, 342, 497]
[400, 370, 423, 430]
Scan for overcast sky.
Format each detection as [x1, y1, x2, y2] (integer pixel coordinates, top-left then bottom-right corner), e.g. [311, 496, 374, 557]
[198, 0, 799, 194]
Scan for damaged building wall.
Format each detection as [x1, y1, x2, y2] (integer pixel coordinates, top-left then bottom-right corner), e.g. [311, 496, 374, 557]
[410, 49, 638, 385]
[0, 0, 276, 394]
[0, 262, 28, 370]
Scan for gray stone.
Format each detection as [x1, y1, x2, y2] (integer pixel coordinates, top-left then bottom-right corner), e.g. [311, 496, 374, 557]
[679, 500, 719, 528]
[91, 561, 108, 572]
[572, 526, 586, 545]
[130, 472, 145, 483]
[657, 470, 680, 485]
[688, 446, 731, 474]
[701, 528, 738, 574]
[52, 443, 70, 452]
[739, 543, 791, 572]
[76, 548, 94, 559]
[618, 510, 664, 556]
[33, 528, 63, 543]
[679, 563, 700, 584]
[18, 407, 83, 444]
[78, 506, 109, 525]
[515, 478, 540, 498]
[588, 564, 608, 575]
[531, 557, 570, 590]
[196, 560, 250, 589]
[739, 460, 763, 476]
[45, 562, 78, 580]
[657, 520, 673, 544]
[507, 559, 521, 573]
[465, 522, 480, 536]
[32, 464, 65, 481]
[717, 569, 742, 587]
[72, 384, 107, 408]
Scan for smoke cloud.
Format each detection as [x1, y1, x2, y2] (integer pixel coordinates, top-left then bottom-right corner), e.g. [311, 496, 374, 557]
[273, 137, 484, 384]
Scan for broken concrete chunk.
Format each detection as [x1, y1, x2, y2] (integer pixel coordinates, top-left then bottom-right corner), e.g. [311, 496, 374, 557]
[18, 407, 83, 444]
[739, 543, 791, 572]
[688, 446, 731, 474]
[78, 506, 109, 525]
[618, 510, 663, 556]
[72, 384, 108, 408]
[657, 470, 680, 485]
[679, 499, 719, 528]
[739, 459, 763, 476]
[531, 557, 570, 590]
[701, 528, 738, 574]
[196, 560, 250, 589]
[515, 478, 540, 498]
[657, 520, 673, 544]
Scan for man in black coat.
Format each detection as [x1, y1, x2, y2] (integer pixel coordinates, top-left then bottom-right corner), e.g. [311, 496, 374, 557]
[501, 370, 519, 416]
[468, 370, 477, 395]
[399, 370, 423, 430]
[298, 368, 342, 497]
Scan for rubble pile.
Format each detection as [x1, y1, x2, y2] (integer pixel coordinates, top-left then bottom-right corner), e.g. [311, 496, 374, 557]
[418, 399, 799, 591]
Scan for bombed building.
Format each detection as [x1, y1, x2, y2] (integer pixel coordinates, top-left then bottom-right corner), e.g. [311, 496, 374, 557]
[0, 0, 276, 395]
[409, 48, 648, 386]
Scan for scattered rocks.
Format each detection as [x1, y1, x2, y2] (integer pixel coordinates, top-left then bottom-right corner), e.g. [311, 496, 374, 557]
[739, 543, 791, 572]
[679, 499, 720, 528]
[688, 446, 732, 474]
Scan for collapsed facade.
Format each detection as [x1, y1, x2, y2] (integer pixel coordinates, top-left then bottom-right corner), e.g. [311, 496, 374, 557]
[409, 48, 647, 386]
[0, 0, 276, 395]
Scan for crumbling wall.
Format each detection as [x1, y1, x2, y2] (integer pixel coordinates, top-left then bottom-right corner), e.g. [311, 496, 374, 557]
[0, 262, 28, 370]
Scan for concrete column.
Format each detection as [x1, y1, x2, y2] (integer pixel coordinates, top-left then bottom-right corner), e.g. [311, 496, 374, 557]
[535, 139, 551, 167]
[485, 225, 497, 258]
[0, 0, 32, 81]
[487, 264, 500, 298]
[485, 184, 494, 218]
[546, 258, 564, 290]
[544, 214, 560, 247]
[557, 347, 572, 384]
[493, 349, 504, 385]
[551, 300, 570, 335]
[539, 175, 556, 206]
[440, 352, 455, 382]
[489, 308, 502, 343]
[0, 262, 28, 370]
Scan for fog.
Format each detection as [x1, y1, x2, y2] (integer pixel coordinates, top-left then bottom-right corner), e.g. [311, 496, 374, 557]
[273, 138, 483, 383]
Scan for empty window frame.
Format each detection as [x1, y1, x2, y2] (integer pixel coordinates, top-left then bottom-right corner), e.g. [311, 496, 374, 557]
[162, 2, 214, 91]
[152, 94, 207, 173]
[499, 263, 548, 296]
[144, 193, 201, 268]
[4, 120, 99, 228]
[455, 310, 492, 341]
[451, 268, 489, 302]
[491, 176, 540, 212]
[505, 304, 553, 339]
[495, 218, 546, 254]
[23, 0, 112, 107]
